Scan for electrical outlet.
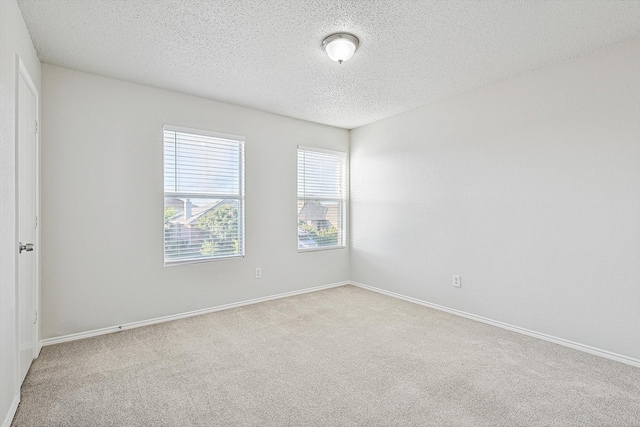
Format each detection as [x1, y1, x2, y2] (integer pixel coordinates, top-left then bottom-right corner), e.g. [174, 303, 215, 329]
[255, 267, 262, 279]
[453, 275, 461, 288]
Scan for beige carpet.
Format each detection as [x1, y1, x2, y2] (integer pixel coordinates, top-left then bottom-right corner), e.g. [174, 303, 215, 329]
[12, 285, 640, 426]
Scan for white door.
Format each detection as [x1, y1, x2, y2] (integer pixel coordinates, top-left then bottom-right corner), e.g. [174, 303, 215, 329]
[18, 63, 39, 385]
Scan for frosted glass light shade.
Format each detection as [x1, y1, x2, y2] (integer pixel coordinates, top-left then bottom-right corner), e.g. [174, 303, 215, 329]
[322, 33, 359, 64]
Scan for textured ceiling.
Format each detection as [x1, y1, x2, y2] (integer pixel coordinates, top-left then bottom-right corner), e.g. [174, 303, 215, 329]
[16, 0, 640, 129]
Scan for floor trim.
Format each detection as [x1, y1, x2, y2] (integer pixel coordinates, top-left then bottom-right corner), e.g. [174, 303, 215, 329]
[2, 394, 19, 427]
[350, 281, 640, 368]
[41, 281, 349, 347]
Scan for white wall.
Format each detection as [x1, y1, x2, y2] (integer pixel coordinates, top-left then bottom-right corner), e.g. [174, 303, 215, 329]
[40, 65, 349, 339]
[0, 0, 41, 424]
[351, 39, 640, 360]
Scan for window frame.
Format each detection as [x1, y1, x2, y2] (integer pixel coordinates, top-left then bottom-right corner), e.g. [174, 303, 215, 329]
[297, 145, 348, 252]
[163, 125, 245, 266]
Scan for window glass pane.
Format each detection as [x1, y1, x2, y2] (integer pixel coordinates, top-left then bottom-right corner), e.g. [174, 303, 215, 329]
[297, 151, 344, 199]
[164, 131, 242, 195]
[297, 200, 343, 248]
[165, 198, 242, 261]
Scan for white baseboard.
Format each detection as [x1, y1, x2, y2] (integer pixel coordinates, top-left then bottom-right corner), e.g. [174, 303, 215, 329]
[40, 279, 640, 368]
[41, 281, 349, 347]
[2, 394, 19, 427]
[350, 281, 640, 369]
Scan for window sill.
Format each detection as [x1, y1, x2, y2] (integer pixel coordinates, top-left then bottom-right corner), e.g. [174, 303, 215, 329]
[164, 254, 244, 267]
[297, 246, 346, 253]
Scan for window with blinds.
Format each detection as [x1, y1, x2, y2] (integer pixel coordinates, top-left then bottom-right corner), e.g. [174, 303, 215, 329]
[297, 146, 347, 251]
[164, 126, 244, 265]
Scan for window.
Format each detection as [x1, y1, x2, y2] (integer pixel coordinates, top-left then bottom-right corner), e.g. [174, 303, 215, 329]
[164, 126, 244, 265]
[297, 146, 347, 250]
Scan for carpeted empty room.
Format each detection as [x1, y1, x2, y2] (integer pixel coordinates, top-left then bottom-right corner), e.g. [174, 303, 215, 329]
[4, 1, 640, 426]
[12, 286, 640, 426]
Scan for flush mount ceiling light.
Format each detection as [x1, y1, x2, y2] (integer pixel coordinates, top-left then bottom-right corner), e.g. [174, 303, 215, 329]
[322, 33, 359, 64]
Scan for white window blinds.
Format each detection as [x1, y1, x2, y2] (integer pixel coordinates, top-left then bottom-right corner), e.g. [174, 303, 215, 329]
[297, 146, 347, 250]
[164, 126, 244, 265]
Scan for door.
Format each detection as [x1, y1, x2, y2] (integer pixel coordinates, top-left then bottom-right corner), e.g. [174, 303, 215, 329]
[17, 61, 39, 385]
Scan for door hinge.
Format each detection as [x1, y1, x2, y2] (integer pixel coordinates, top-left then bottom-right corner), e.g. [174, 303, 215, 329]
[35, 215, 38, 228]
[34, 311, 38, 324]
[35, 120, 39, 133]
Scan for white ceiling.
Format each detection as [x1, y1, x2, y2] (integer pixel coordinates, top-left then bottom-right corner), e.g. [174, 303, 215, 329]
[16, 0, 640, 129]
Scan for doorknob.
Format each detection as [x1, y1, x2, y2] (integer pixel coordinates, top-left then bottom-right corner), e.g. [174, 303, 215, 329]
[19, 242, 34, 253]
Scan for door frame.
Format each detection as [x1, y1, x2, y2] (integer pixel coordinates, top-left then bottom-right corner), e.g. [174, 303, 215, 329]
[15, 55, 41, 388]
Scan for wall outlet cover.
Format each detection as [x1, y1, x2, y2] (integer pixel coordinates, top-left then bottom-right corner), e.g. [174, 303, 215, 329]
[453, 275, 461, 288]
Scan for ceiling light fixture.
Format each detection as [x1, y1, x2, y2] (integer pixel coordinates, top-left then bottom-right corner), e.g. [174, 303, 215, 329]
[322, 33, 359, 64]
